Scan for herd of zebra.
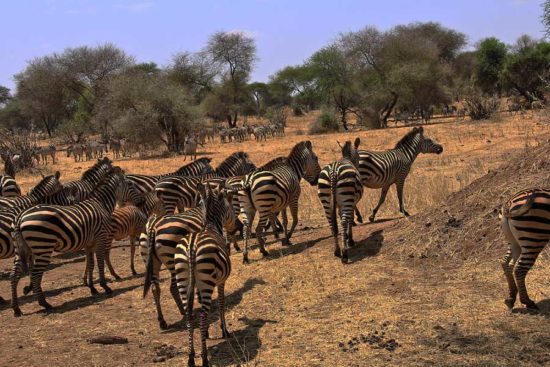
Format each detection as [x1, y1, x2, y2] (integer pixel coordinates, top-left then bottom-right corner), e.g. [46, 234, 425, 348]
[0, 125, 547, 365]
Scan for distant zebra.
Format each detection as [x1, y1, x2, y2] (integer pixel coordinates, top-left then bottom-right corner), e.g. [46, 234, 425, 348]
[64, 157, 113, 201]
[238, 141, 321, 263]
[105, 192, 161, 278]
[182, 136, 200, 161]
[10, 167, 143, 316]
[142, 188, 239, 330]
[0, 171, 62, 210]
[155, 152, 256, 214]
[127, 157, 213, 195]
[35, 145, 56, 165]
[67, 144, 85, 162]
[358, 127, 443, 222]
[173, 184, 234, 366]
[0, 156, 20, 197]
[317, 138, 363, 263]
[499, 189, 550, 310]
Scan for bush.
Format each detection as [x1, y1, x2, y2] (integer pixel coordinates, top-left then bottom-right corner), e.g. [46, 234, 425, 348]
[464, 88, 500, 120]
[309, 109, 340, 134]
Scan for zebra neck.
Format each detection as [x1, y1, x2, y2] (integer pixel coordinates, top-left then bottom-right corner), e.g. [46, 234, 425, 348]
[204, 221, 223, 237]
[396, 137, 421, 163]
[89, 181, 118, 212]
[287, 155, 304, 179]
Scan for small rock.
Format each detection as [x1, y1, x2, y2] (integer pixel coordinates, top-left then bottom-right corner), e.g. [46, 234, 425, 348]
[88, 335, 128, 345]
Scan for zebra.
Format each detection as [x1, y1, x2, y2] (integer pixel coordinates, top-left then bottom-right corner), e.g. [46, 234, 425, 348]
[34, 145, 57, 165]
[10, 167, 143, 316]
[105, 192, 161, 278]
[0, 156, 21, 197]
[499, 189, 550, 310]
[0, 171, 63, 210]
[141, 187, 239, 330]
[317, 138, 363, 264]
[155, 152, 256, 214]
[173, 183, 234, 367]
[127, 157, 213, 195]
[67, 144, 86, 162]
[64, 157, 113, 202]
[358, 126, 443, 222]
[238, 141, 321, 263]
[182, 136, 200, 161]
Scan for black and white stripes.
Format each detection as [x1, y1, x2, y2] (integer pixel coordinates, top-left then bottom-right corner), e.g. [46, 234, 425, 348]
[358, 127, 443, 222]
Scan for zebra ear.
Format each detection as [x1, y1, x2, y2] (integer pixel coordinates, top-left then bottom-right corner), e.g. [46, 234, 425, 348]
[354, 137, 360, 149]
[305, 141, 312, 150]
[55, 171, 61, 180]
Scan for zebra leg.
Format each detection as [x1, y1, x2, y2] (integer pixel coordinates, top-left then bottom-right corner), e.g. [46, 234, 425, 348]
[514, 248, 543, 310]
[348, 217, 356, 248]
[353, 206, 363, 225]
[281, 210, 290, 246]
[186, 284, 196, 367]
[130, 236, 137, 275]
[170, 272, 186, 316]
[150, 256, 169, 330]
[286, 197, 300, 243]
[370, 186, 390, 222]
[10, 256, 25, 317]
[340, 212, 351, 264]
[255, 216, 270, 257]
[105, 247, 122, 281]
[218, 283, 230, 338]
[86, 249, 98, 295]
[200, 308, 210, 367]
[95, 236, 113, 294]
[396, 181, 410, 217]
[242, 210, 255, 264]
[500, 248, 518, 309]
[31, 263, 53, 311]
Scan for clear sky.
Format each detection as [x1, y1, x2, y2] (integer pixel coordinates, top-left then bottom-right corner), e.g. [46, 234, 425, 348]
[0, 0, 544, 91]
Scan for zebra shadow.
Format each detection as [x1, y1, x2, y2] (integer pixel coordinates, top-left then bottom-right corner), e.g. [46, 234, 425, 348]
[346, 229, 384, 263]
[512, 299, 550, 317]
[0, 272, 141, 311]
[29, 282, 142, 316]
[209, 317, 277, 367]
[261, 234, 334, 262]
[162, 278, 267, 332]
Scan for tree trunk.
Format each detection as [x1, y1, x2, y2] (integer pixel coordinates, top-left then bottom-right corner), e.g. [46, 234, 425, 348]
[381, 93, 398, 128]
[341, 110, 348, 131]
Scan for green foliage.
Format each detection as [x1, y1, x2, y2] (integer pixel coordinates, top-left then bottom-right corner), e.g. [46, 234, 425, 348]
[475, 38, 508, 94]
[309, 108, 340, 134]
[0, 86, 10, 105]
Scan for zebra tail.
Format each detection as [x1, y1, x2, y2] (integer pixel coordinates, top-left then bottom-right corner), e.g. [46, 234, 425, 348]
[186, 243, 196, 320]
[330, 171, 338, 236]
[143, 225, 157, 298]
[501, 194, 535, 219]
[12, 228, 30, 274]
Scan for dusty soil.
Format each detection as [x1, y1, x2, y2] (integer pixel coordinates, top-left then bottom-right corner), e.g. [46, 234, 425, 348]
[1, 111, 550, 366]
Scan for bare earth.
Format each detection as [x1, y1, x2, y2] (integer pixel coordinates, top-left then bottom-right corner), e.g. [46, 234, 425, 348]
[1, 112, 549, 366]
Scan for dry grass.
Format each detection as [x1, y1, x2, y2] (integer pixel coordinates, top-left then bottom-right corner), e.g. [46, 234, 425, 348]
[1, 111, 550, 366]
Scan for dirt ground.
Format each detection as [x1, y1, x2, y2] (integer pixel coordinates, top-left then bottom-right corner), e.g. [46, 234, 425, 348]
[1, 111, 550, 366]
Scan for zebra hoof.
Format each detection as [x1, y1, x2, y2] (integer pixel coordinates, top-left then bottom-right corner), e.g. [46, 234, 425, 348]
[13, 308, 22, 317]
[222, 329, 231, 339]
[159, 319, 168, 330]
[242, 256, 250, 264]
[281, 239, 291, 246]
[202, 356, 210, 367]
[525, 301, 539, 310]
[341, 257, 350, 265]
[0, 296, 6, 305]
[504, 298, 515, 310]
[233, 244, 241, 252]
[39, 301, 53, 311]
[23, 285, 32, 295]
[334, 249, 341, 258]
[348, 239, 356, 248]
[131, 269, 137, 276]
[188, 355, 196, 367]
[403, 211, 411, 217]
[368, 216, 376, 223]
[102, 284, 113, 295]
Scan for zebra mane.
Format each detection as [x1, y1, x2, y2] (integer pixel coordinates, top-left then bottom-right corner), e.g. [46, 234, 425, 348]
[258, 157, 288, 171]
[394, 127, 423, 149]
[4, 156, 15, 178]
[28, 174, 58, 196]
[81, 158, 111, 181]
[174, 157, 212, 174]
[288, 141, 312, 159]
[215, 152, 249, 173]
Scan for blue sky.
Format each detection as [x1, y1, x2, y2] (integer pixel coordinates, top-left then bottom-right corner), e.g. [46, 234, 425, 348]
[0, 0, 544, 91]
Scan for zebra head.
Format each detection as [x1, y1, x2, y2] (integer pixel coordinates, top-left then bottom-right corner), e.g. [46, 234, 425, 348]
[300, 141, 321, 186]
[198, 182, 236, 235]
[113, 168, 145, 206]
[338, 138, 361, 167]
[416, 128, 443, 155]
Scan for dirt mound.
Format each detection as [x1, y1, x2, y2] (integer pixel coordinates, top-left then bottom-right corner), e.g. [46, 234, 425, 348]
[387, 142, 550, 261]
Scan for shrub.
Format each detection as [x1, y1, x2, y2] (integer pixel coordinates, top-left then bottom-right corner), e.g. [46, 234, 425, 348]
[309, 109, 340, 134]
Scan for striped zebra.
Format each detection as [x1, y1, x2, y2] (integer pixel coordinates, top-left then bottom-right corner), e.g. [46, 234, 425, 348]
[10, 167, 143, 316]
[358, 126, 443, 222]
[238, 141, 321, 263]
[64, 157, 114, 201]
[173, 183, 234, 367]
[105, 192, 161, 278]
[499, 189, 550, 310]
[0, 156, 21, 197]
[0, 171, 63, 209]
[317, 138, 363, 264]
[155, 152, 256, 214]
[141, 192, 239, 330]
[127, 157, 213, 194]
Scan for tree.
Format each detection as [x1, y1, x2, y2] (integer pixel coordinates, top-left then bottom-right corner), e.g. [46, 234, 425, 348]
[501, 37, 550, 101]
[247, 82, 270, 117]
[543, 0, 550, 37]
[475, 37, 507, 95]
[169, 52, 216, 102]
[206, 31, 257, 127]
[0, 86, 10, 106]
[269, 65, 321, 110]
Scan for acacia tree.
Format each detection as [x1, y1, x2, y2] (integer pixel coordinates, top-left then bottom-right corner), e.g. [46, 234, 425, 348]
[206, 31, 257, 127]
[0, 86, 10, 106]
[268, 65, 321, 110]
[475, 38, 507, 95]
